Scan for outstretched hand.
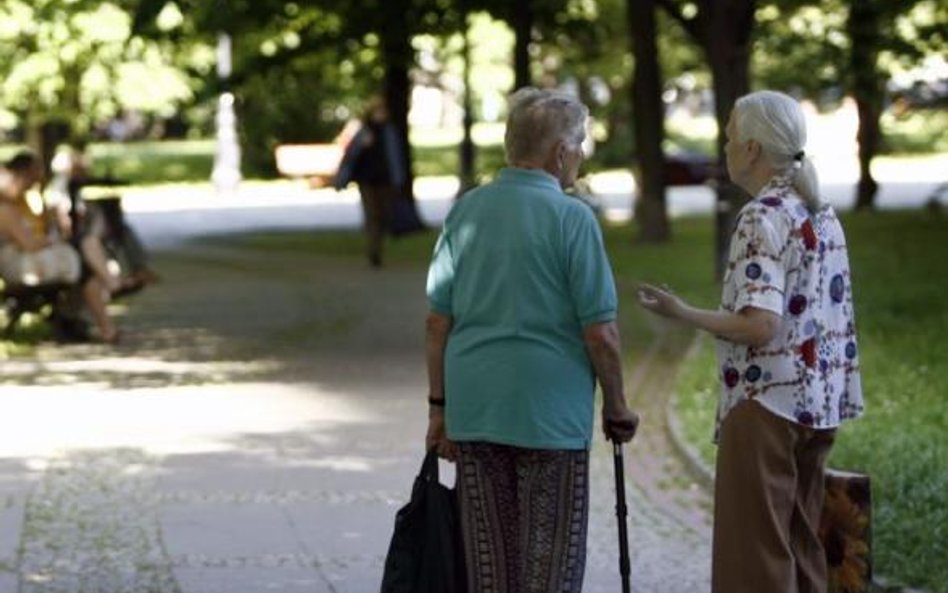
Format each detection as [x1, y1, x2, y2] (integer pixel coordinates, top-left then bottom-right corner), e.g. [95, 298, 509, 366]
[636, 283, 685, 319]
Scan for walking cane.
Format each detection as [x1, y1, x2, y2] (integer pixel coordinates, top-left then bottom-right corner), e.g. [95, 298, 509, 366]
[613, 441, 631, 593]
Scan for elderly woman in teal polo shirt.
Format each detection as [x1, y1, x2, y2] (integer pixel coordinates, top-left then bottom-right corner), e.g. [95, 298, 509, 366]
[424, 87, 639, 593]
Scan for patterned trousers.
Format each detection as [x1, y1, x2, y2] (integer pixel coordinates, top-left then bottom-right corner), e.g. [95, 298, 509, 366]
[457, 442, 589, 593]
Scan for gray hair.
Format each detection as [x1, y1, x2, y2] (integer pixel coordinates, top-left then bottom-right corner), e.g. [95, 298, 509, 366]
[733, 90, 822, 212]
[504, 87, 588, 165]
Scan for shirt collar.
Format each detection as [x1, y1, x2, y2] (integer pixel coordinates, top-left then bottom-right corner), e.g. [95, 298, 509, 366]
[497, 167, 562, 191]
[756, 174, 794, 198]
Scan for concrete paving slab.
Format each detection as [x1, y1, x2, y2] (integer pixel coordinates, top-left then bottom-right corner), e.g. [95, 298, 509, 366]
[174, 567, 329, 593]
[161, 504, 300, 560]
[0, 497, 24, 569]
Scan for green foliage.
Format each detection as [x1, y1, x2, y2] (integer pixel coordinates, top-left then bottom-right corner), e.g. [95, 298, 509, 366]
[672, 210, 948, 593]
[881, 108, 948, 154]
[0, 0, 200, 137]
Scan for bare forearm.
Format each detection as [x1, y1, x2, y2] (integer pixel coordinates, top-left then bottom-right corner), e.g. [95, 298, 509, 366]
[425, 312, 452, 401]
[677, 304, 778, 348]
[583, 321, 627, 412]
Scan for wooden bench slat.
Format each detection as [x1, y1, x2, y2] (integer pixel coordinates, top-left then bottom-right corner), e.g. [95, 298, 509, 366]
[274, 144, 343, 177]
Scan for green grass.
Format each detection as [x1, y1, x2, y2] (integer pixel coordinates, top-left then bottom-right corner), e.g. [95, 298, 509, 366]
[206, 226, 444, 267]
[90, 140, 215, 185]
[671, 210, 948, 593]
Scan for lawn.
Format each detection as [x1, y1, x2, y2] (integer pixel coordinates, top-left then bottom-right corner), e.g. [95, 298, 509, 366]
[671, 210, 948, 593]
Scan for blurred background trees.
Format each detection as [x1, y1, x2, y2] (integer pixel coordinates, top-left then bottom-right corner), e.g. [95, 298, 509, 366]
[0, 0, 944, 230]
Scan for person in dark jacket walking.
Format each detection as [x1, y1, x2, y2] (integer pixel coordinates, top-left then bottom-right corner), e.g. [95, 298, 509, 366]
[334, 96, 406, 268]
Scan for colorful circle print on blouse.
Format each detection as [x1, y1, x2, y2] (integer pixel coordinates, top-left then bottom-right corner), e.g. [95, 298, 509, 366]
[761, 197, 782, 207]
[723, 366, 740, 388]
[830, 274, 845, 303]
[801, 219, 818, 250]
[744, 365, 762, 383]
[745, 263, 762, 280]
[800, 338, 817, 367]
[789, 294, 808, 315]
[845, 341, 857, 359]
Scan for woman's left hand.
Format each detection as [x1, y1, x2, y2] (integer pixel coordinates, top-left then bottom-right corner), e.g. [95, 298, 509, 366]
[425, 408, 458, 462]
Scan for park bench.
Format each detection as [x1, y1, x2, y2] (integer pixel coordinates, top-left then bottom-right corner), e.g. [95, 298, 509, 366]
[1, 280, 72, 337]
[274, 143, 343, 188]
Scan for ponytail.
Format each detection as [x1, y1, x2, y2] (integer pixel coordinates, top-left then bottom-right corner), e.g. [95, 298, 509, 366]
[792, 156, 822, 213]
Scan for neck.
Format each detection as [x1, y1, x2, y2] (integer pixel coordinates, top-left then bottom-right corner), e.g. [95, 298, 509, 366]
[509, 160, 545, 171]
[740, 164, 779, 196]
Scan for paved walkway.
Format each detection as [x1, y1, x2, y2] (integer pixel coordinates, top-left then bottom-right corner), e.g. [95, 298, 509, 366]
[5, 157, 942, 591]
[0, 232, 712, 592]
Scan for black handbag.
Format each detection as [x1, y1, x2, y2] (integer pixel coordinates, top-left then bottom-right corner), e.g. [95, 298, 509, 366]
[380, 450, 466, 593]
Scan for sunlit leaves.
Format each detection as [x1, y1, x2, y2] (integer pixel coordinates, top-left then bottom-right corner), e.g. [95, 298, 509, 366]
[0, 0, 196, 135]
[155, 2, 185, 31]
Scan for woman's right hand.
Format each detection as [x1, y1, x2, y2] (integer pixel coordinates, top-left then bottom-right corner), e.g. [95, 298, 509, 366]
[636, 283, 685, 319]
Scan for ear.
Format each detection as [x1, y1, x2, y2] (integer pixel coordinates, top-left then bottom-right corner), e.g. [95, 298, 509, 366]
[551, 141, 567, 170]
[746, 139, 762, 163]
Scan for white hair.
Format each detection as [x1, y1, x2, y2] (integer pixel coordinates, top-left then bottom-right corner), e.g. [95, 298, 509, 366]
[504, 87, 588, 165]
[733, 90, 822, 211]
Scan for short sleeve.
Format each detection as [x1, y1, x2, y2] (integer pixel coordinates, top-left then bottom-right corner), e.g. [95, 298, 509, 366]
[426, 230, 454, 315]
[727, 209, 786, 315]
[566, 207, 618, 326]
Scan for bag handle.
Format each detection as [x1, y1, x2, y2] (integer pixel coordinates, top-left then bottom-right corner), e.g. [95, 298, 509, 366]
[420, 448, 440, 483]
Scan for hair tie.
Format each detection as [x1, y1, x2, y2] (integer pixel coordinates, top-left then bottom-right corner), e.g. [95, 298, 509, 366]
[792, 150, 805, 169]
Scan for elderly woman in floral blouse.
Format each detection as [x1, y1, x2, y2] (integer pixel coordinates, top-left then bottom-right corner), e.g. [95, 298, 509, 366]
[637, 90, 864, 593]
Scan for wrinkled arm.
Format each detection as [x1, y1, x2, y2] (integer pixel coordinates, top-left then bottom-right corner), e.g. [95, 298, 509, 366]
[425, 311, 456, 460]
[583, 320, 625, 411]
[637, 283, 780, 348]
[583, 320, 638, 442]
[677, 304, 781, 348]
[425, 311, 453, 402]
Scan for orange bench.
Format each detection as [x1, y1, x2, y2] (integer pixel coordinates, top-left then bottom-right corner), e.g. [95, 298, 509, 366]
[274, 143, 344, 188]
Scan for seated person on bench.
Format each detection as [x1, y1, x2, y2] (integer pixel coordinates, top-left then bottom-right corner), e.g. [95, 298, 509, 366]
[50, 142, 158, 291]
[0, 152, 119, 343]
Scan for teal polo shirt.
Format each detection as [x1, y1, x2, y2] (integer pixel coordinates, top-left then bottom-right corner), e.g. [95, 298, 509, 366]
[426, 167, 618, 450]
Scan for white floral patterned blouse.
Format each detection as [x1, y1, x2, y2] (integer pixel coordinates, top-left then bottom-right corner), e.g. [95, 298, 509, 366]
[714, 176, 864, 439]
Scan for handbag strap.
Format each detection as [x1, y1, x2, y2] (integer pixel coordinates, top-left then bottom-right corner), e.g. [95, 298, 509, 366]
[419, 448, 440, 483]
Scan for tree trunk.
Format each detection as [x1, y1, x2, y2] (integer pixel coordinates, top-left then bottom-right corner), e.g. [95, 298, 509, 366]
[381, 0, 421, 213]
[628, 0, 669, 243]
[512, 0, 534, 90]
[26, 116, 71, 182]
[849, 0, 883, 210]
[705, 1, 756, 280]
[459, 2, 476, 194]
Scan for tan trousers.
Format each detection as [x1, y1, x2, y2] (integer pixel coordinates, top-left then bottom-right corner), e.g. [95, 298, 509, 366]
[712, 400, 836, 593]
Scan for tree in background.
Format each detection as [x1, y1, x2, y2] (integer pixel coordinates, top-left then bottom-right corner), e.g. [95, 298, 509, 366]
[628, 0, 669, 243]
[847, 0, 945, 210]
[755, 0, 945, 210]
[0, 0, 196, 168]
[656, 0, 758, 277]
